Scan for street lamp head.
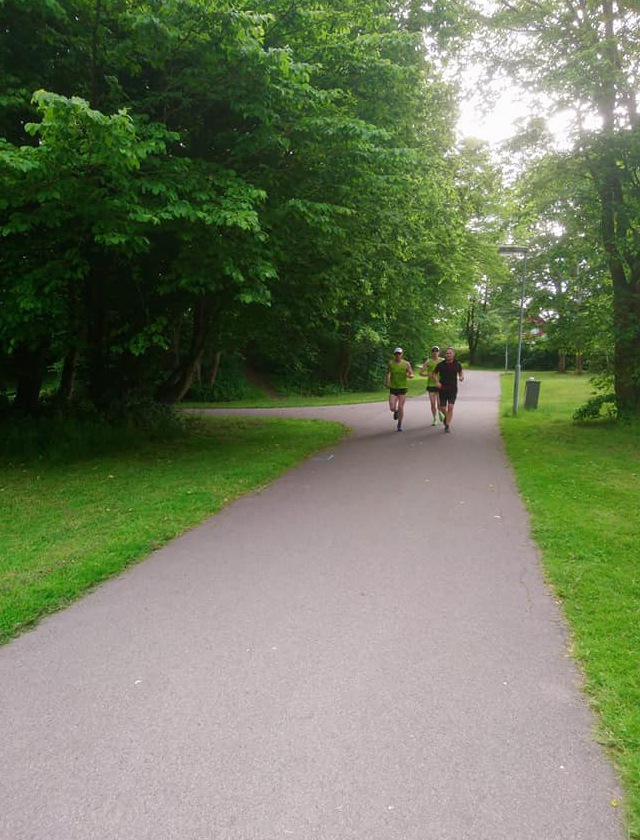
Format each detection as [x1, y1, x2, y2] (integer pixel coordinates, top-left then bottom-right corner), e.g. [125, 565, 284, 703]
[499, 245, 529, 256]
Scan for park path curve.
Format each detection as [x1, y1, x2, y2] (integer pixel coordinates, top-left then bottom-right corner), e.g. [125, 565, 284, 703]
[0, 370, 624, 840]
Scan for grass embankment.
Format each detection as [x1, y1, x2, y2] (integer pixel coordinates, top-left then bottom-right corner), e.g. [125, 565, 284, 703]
[183, 373, 428, 408]
[0, 415, 344, 645]
[500, 371, 640, 837]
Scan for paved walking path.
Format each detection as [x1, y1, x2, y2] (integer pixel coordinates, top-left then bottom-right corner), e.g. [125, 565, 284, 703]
[0, 371, 624, 840]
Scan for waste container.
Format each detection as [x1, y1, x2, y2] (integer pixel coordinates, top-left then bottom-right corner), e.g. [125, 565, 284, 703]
[524, 377, 540, 409]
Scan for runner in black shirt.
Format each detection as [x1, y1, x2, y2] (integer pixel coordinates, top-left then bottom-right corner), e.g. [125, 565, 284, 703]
[431, 346, 464, 433]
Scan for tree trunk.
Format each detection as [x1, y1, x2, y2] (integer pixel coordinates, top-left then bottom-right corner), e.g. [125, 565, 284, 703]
[85, 265, 108, 410]
[611, 265, 640, 415]
[338, 341, 351, 389]
[208, 351, 222, 388]
[170, 320, 182, 368]
[587, 1, 640, 415]
[575, 353, 583, 374]
[156, 296, 217, 403]
[14, 342, 49, 414]
[466, 301, 480, 365]
[589, 150, 640, 415]
[468, 336, 479, 367]
[90, 0, 103, 108]
[557, 351, 566, 374]
[58, 347, 79, 401]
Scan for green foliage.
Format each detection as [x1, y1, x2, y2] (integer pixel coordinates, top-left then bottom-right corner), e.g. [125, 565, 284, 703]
[0, 0, 480, 408]
[480, 0, 640, 413]
[572, 393, 617, 422]
[186, 355, 264, 402]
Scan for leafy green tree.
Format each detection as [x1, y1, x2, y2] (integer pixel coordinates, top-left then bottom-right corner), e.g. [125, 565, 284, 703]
[481, 0, 640, 415]
[507, 151, 614, 375]
[244, 0, 469, 384]
[0, 0, 479, 408]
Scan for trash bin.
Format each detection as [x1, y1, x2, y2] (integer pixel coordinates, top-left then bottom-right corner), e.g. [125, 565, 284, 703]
[524, 377, 540, 409]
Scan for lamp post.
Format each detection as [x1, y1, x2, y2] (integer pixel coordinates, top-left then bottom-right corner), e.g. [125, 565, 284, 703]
[499, 245, 529, 415]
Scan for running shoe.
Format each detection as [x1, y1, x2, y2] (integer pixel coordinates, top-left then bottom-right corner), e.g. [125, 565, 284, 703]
[431, 419, 437, 426]
[393, 410, 398, 420]
[444, 424, 450, 433]
[397, 423, 403, 432]
[439, 411, 445, 423]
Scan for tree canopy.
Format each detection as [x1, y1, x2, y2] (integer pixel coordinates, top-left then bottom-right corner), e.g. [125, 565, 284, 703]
[0, 0, 481, 410]
[3, 0, 639, 415]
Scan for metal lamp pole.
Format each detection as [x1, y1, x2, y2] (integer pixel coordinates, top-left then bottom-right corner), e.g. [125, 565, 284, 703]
[499, 245, 529, 415]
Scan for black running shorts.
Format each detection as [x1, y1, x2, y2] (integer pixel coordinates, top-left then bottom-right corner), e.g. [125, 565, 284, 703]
[439, 389, 457, 406]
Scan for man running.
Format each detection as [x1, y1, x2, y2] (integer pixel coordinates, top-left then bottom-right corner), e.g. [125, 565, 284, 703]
[420, 345, 443, 426]
[431, 346, 464, 433]
[386, 347, 414, 432]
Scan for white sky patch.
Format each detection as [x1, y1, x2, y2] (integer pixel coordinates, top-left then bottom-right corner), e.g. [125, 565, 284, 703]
[457, 87, 530, 145]
[456, 67, 580, 151]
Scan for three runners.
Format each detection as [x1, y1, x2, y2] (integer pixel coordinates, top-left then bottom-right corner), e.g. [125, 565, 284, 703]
[388, 344, 463, 433]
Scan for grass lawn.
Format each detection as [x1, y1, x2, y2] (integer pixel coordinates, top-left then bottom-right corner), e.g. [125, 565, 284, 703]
[182, 373, 428, 409]
[500, 371, 640, 837]
[0, 415, 345, 645]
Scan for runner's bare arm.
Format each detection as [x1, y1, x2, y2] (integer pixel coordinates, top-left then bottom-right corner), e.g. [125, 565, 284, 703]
[406, 362, 414, 379]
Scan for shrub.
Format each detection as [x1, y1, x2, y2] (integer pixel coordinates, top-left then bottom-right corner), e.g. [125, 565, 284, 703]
[185, 354, 265, 402]
[573, 393, 617, 422]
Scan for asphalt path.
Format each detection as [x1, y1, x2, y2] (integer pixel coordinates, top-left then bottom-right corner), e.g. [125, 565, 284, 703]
[0, 371, 624, 839]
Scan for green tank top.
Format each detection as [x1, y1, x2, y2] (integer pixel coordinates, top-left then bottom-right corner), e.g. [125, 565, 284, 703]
[389, 359, 408, 389]
[425, 357, 440, 386]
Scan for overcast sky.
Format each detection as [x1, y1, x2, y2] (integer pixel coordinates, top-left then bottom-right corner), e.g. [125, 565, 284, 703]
[455, 64, 579, 153]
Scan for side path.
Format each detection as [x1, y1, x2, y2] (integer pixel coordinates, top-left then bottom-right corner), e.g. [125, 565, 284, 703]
[0, 372, 623, 840]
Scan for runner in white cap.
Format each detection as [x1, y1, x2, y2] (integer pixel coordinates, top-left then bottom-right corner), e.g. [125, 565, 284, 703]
[385, 347, 414, 432]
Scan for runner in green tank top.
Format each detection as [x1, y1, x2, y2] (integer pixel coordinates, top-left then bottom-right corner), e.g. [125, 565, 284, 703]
[419, 345, 444, 426]
[385, 347, 414, 432]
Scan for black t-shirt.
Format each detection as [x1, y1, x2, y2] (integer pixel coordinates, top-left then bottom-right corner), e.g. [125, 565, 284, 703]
[435, 360, 462, 390]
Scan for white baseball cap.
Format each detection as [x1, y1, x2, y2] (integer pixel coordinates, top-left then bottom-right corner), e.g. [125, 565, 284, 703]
[394, 347, 403, 354]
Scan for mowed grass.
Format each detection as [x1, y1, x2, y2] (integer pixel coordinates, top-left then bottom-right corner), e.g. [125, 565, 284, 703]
[500, 372, 640, 837]
[0, 415, 345, 645]
[183, 373, 428, 409]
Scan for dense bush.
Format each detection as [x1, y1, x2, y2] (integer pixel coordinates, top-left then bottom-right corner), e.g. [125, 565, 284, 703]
[186, 355, 264, 402]
[573, 393, 617, 422]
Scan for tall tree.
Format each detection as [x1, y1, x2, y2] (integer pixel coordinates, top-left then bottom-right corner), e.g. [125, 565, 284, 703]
[512, 153, 613, 373]
[481, 0, 640, 414]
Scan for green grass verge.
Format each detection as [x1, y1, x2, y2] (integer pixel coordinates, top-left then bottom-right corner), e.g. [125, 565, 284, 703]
[500, 371, 640, 836]
[183, 375, 429, 408]
[0, 415, 345, 645]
